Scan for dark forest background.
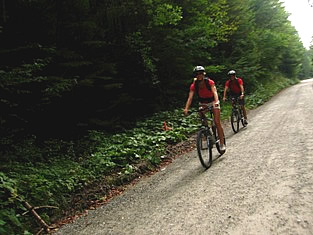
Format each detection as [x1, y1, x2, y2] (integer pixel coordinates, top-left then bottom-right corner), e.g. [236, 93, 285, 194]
[1, 0, 313, 234]
[0, 0, 312, 140]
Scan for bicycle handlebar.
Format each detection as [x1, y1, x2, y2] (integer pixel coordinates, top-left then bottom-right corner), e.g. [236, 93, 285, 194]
[199, 105, 213, 112]
[187, 105, 213, 114]
[227, 97, 241, 106]
[185, 107, 214, 122]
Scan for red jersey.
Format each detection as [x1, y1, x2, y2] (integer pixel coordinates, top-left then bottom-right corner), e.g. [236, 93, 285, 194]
[190, 79, 215, 98]
[225, 78, 243, 94]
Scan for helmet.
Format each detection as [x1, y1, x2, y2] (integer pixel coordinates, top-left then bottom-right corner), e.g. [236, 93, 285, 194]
[228, 70, 236, 75]
[193, 65, 205, 75]
[193, 66, 205, 74]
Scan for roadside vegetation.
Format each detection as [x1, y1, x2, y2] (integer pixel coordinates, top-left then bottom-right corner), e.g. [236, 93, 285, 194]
[0, 0, 312, 234]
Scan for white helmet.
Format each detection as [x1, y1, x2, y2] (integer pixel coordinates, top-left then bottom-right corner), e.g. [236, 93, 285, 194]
[193, 66, 205, 74]
[227, 70, 236, 75]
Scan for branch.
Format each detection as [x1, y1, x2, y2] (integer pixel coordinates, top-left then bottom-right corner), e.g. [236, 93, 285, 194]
[23, 201, 57, 233]
[22, 205, 59, 216]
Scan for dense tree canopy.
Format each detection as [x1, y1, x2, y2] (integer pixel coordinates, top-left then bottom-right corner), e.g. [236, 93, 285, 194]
[0, 0, 312, 138]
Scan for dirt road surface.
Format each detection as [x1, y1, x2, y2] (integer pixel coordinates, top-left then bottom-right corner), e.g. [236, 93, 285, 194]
[54, 79, 313, 235]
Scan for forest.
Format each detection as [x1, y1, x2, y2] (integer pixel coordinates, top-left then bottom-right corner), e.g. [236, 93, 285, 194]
[1, 0, 313, 234]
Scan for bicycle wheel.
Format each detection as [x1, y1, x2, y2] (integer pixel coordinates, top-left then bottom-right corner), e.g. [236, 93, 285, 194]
[196, 129, 212, 169]
[231, 110, 240, 133]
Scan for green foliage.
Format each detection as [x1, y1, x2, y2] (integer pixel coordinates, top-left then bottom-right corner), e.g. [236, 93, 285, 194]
[245, 76, 298, 108]
[125, 31, 159, 84]
[215, 0, 306, 91]
[1, 0, 311, 137]
[298, 48, 313, 79]
[84, 108, 199, 170]
[0, 106, 200, 233]
[0, 55, 80, 138]
[149, 3, 182, 26]
[0, 172, 29, 234]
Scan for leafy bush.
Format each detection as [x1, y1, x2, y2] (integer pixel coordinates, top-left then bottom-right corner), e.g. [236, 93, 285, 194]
[246, 76, 298, 108]
[0, 107, 200, 234]
[0, 172, 31, 235]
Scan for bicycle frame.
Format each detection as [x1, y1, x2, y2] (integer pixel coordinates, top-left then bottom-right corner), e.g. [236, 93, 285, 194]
[198, 106, 216, 145]
[231, 97, 242, 115]
[230, 97, 246, 133]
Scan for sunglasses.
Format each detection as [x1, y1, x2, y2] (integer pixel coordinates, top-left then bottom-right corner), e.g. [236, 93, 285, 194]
[196, 72, 204, 75]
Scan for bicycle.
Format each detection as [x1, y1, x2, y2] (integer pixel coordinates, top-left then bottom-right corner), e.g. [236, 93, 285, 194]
[190, 104, 225, 169]
[230, 97, 247, 133]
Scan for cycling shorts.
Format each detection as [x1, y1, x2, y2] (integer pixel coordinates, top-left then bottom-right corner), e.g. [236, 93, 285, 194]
[199, 101, 220, 110]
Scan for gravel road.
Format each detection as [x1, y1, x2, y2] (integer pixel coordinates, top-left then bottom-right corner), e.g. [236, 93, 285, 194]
[54, 79, 313, 235]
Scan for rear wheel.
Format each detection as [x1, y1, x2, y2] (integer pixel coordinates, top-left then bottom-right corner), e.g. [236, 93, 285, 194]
[196, 129, 212, 169]
[231, 110, 240, 133]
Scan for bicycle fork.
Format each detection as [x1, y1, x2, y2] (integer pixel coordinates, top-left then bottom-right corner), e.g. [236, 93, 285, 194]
[205, 127, 216, 147]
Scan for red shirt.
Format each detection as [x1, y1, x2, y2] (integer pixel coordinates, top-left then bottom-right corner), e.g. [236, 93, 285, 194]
[225, 78, 243, 94]
[190, 79, 215, 98]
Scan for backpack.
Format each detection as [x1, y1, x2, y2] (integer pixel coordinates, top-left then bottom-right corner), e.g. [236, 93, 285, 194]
[194, 77, 213, 102]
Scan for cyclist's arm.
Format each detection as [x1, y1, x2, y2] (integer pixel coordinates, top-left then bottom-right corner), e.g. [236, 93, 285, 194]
[211, 84, 220, 107]
[184, 90, 194, 115]
[223, 86, 228, 101]
[240, 84, 244, 99]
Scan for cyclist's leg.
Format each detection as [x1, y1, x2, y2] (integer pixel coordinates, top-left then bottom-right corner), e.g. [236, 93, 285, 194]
[212, 105, 225, 146]
[239, 98, 247, 120]
[242, 105, 247, 120]
[198, 106, 208, 126]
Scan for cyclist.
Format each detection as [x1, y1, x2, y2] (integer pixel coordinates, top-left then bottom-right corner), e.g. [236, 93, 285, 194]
[184, 65, 226, 152]
[222, 70, 248, 124]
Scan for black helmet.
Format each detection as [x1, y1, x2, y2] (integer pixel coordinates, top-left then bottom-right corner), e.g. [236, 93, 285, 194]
[193, 66, 205, 74]
[227, 70, 236, 75]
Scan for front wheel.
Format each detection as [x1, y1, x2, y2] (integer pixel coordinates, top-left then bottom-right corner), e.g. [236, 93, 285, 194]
[231, 110, 240, 133]
[196, 129, 212, 169]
